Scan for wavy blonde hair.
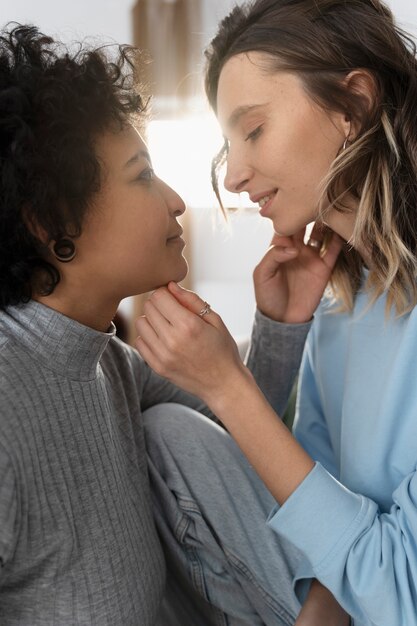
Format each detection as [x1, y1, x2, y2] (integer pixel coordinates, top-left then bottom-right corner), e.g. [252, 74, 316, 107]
[205, 0, 417, 315]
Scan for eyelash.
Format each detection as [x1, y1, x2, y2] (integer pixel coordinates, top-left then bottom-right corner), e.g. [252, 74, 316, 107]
[137, 167, 154, 182]
[245, 125, 263, 142]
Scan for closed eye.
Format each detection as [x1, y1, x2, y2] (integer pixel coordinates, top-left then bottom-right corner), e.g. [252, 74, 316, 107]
[245, 125, 263, 142]
[136, 167, 155, 182]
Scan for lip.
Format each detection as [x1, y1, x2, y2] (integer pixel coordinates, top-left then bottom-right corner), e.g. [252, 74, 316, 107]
[167, 228, 183, 241]
[250, 189, 278, 204]
[166, 230, 185, 246]
[257, 191, 278, 217]
[259, 199, 273, 217]
[167, 236, 185, 245]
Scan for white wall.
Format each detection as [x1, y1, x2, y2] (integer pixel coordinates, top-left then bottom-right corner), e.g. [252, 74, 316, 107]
[1, 0, 135, 44]
[387, 0, 417, 34]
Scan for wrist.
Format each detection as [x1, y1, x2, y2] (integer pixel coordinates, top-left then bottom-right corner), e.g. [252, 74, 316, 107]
[256, 306, 313, 326]
[203, 363, 257, 416]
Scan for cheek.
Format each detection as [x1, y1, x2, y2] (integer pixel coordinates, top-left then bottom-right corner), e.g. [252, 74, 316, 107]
[262, 120, 312, 179]
[283, 128, 337, 192]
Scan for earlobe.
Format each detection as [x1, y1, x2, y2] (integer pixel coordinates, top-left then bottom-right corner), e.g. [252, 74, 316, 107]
[51, 238, 76, 263]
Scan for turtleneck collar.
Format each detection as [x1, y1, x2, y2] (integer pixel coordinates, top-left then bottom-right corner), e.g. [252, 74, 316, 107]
[2, 300, 116, 381]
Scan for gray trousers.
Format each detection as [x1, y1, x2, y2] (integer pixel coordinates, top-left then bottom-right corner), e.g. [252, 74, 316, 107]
[144, 403, 303, 626]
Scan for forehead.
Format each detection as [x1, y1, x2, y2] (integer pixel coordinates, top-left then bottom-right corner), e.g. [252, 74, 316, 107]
[95, 125, 148, 167]
[216, 52, 304, 128]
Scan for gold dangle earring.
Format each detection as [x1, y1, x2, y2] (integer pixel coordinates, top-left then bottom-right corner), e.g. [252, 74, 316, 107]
[342, 119, 352, 151]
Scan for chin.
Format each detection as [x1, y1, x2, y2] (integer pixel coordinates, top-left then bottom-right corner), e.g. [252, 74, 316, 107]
[157, 258, 189, 289]
[273, 219, 313, 238]
[171, 257, 189, 283]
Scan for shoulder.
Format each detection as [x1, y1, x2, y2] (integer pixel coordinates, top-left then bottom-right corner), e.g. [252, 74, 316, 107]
[105, 335, 141, 366]
[0, 439, 17, 561]
[0, 325, 30, 397]
[102, 335, 149, 381]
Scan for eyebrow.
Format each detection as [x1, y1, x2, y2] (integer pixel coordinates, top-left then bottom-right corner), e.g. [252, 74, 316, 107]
[124, 149, 152, 169]
[226, 103, 267, 130]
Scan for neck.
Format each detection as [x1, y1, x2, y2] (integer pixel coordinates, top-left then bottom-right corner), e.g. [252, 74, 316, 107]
[323, 198, 372, 268]
[34, 290, 120, 332]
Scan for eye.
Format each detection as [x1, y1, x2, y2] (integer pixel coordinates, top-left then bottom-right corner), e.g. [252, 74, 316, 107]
[245, 125, 263, 142]
[137, 167, 155, 182]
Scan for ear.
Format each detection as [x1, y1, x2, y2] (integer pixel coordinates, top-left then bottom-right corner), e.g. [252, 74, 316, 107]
[343, 69, 379, 137]
[22, 205, 50, 247]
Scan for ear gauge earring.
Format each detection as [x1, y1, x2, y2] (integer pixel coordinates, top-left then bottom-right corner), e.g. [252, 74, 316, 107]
[52, 238, 76, 263]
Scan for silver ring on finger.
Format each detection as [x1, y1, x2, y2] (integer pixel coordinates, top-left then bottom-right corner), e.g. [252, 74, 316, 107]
[198, 302, 211, 317]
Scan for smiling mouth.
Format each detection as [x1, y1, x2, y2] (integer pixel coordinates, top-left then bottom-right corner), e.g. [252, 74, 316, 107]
[255, 190, 278, 217]
[258, 191, 277, 207]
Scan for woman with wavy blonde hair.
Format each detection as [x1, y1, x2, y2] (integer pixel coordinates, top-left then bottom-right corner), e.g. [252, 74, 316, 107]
[137, 1, 417, 624]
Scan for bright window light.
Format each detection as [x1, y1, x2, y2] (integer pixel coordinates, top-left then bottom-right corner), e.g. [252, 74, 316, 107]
[147, 114, 257, 211]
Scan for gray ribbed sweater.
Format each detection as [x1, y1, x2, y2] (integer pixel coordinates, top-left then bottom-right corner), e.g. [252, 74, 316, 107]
[0, 300, 206, 625]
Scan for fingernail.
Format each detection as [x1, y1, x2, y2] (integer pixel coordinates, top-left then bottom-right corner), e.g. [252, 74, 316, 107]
[284, 247, 297, 255]
[169, 281, 181, 291]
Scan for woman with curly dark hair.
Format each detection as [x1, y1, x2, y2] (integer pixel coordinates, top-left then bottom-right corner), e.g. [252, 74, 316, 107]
[0, 22, 213, 625]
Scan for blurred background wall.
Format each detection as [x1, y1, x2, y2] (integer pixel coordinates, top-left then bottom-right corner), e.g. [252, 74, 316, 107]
[1, 0, 416, 341]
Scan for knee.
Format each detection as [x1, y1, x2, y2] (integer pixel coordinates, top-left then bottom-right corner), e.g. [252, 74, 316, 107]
[143, 402, 202, 435]
[143, 403, 233, 458]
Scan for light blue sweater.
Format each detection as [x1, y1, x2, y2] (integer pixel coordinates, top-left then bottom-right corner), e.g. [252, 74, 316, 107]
[262, 285, 417, 626]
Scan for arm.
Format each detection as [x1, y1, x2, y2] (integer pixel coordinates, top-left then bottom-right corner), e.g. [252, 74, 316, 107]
[139, 357, 219, 422]
[109, 337, 219, 422]
[291, 337, 339, 478]
[249, 312, 349, 625]
[135, 226, 342, 498]
[294, 580, 350, 626]
[267, 461, 417, 626]
[135, 227, 351, 617]
[137, 287, 417, 624]
[246, 309, 311, 416]
[245, 226, 340, 415]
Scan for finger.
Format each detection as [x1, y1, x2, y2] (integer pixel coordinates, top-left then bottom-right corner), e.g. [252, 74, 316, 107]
[308, 221, 326, 244]
[147, 286, 194, 326]
[136, 315, 176, 372]
[321, 231, 343, 269]
[143, 299, 172, 337]
[254, 245, 298, 279]
[270, 226, 307, 248]
[292, 226, 308, 245]
[167, 283, 222, 328]
[135, 334, 153, 363]
[135, 335, 163, 374]
[136, 314, 161, 344]
[269, 232, 295, 249]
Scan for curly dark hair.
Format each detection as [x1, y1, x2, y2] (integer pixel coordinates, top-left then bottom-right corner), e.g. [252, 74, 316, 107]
[0, 23, 148, 309]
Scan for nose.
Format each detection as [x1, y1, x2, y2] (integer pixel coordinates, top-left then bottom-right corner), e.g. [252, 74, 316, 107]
[223, 148, 252, 193]
[161, 180, 186, 217]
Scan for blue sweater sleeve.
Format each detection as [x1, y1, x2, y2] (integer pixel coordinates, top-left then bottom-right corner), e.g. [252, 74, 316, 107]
[267, 462, 417, 626]
[292, 337, 339, 479]
[267, 293, 417, 625]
